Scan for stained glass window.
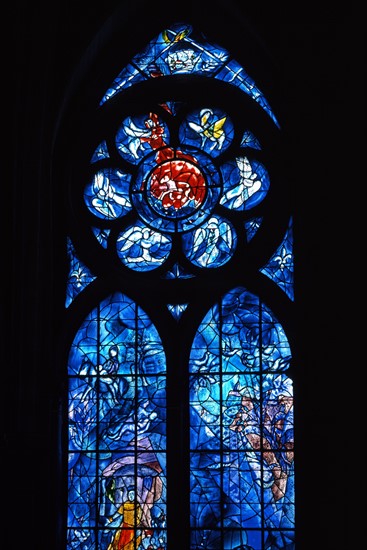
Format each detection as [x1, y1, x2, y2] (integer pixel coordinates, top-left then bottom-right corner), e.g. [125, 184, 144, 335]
[65, 20, 294, 550]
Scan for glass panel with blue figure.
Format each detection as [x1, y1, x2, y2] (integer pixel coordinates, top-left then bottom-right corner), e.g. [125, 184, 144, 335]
[116, 221, 173, 271]
[182, 215, 237, 268]
[67, 292, 167, 549]
[219, 157, 270, 212]
[189, 287, 294, 549]
[178, 107, 234, 157]
[84, 168, 133, 220]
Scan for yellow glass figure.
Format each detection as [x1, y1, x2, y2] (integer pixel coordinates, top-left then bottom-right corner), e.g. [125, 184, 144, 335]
[108, 487, 143, 550]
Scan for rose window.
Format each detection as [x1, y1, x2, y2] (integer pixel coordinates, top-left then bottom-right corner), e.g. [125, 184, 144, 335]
[66, 20, 294, 550]
[83, 105, 270, 272]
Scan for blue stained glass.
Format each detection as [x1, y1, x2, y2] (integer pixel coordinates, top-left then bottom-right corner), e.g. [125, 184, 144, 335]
[220, 157, 270, 211]
[101, 63, 146, 102]
[91, 226, 110, 248]
[132, 25, 196, 76]
[265, 530, 295, 549]
[68, 524, 96, 549]
[84, 168, 132, 220]
[190, 288, 291, 375]
[158, 26, 229, 75]
[67, 452, 98, 532]
[67, 292, 167, 547]
[182, 215, 237, 268]
[240, 130, 262, 150]
[190, 312, 220, 363]
[245, 217, 262, 242]
[260, 218, 294, 301]
[179, 107, 234, 157]
[225, 531, 261, 550]
[162, 262, 195, 279]
[68, 15, 293, 548]
[116, 221, 172, 271]
[222, 290, 291, 371]
[190, 529, 261, 550]
[167, 303, 188, 320]
[100, 23, 230, 104]
[66, 238, 96, 307]
[90, 140, 110, 163]
[215, 59, 280, 128]
[190, 373, 221, 450]
[189, 287, 294, 544]
[100, 24, 278, 131]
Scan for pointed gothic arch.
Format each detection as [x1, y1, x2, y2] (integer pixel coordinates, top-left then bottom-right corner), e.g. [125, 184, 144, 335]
[53, 4, 296, 549]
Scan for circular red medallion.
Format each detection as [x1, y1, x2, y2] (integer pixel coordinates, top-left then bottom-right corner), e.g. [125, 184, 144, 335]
[148, 158, 206, 211]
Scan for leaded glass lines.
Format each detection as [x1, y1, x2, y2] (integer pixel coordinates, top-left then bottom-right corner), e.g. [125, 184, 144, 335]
[66, 19, 294, 550]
